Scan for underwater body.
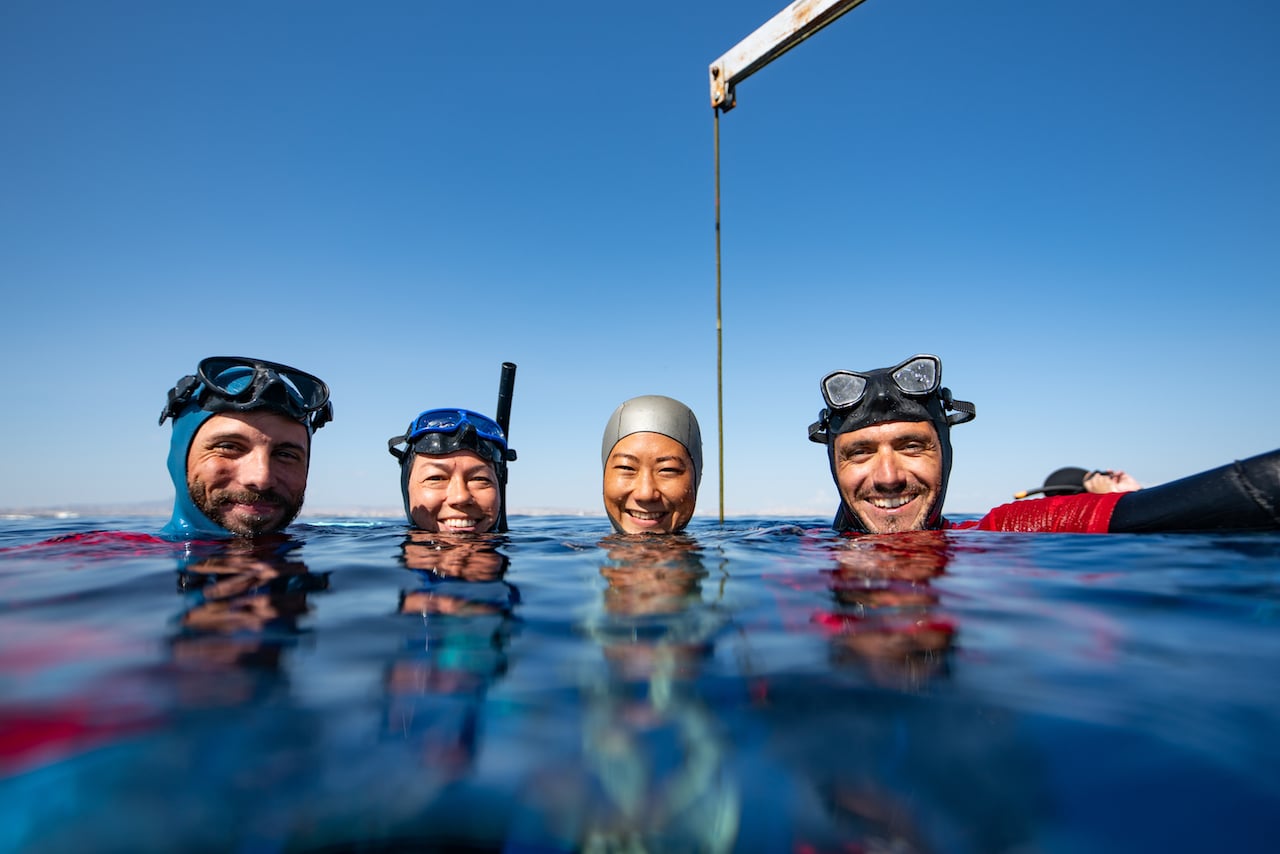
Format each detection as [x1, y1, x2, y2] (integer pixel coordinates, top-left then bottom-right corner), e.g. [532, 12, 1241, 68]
[1, 515, 1277, 852]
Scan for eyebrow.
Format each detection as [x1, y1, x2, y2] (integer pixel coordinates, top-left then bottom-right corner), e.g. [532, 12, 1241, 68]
[838, 431, 934, 455]
[199, 430, 307, 453]
[418, 459, 493, 474]
[609, 453, 688, 465]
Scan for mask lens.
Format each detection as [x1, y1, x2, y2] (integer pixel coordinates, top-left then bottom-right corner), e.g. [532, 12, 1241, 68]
[411, 410, 464, 436]
[409, 409, 507, 445]
[892, 357, 940, 395]
[197, 357, 330, 410]
[275, 371, 326, 410]
[822, 372, 868, 409]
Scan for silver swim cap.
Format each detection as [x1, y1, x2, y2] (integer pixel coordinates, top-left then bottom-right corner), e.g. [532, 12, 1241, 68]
[601, 395, 703, 489]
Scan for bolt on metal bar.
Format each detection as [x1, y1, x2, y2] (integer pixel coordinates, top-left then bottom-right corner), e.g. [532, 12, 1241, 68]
[710, 0, 873, 523]
[709, 0, 872, 110]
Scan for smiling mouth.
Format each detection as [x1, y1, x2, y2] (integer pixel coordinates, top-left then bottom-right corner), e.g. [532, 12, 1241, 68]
[625, 510, 668, 521]
[218, 496, 283, 516]
[864, 494, 917, 511]
[440, 518, 483, 530]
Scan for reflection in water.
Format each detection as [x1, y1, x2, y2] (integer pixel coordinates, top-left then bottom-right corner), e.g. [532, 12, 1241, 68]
[819, 530, 957, 690]
[171, 537, 328, 678]
[752, 530, 1043, 852]
[512, 534, 740, 853]
[384, 533, 520, 783]
[6, 521, 1265, 851]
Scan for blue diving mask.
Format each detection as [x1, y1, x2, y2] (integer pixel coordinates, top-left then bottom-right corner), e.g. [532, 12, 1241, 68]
[388, 409, 517, 466]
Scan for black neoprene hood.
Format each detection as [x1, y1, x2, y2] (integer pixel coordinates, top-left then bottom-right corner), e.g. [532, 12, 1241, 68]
[809, 355, 975, 533]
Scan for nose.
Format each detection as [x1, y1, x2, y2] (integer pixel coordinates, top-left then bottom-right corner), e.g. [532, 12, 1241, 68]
[239, 447, 275, 491]
[870, 448, 906, 491]
[633, 468, 662, 502]
[446, 472, 476, 506]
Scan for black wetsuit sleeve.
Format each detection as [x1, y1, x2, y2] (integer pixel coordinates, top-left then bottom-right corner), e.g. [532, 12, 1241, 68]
[1107, 449, 1280, 533]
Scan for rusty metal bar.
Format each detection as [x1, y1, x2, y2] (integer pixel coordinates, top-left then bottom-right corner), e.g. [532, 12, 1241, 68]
[709, 0, 872, 110]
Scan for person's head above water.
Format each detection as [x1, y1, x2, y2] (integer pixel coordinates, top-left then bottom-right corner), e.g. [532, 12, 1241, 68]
[808, 354, 976, 534]
[388, 408, 517, 534]
[601, 395, 703, 535]
[1015, 467, 1142, 499]
[159, 356, 334, 539]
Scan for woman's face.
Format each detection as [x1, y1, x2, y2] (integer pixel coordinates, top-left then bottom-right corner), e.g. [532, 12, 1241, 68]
[407, 450, 501, 533]
[602, 431, 697, 534]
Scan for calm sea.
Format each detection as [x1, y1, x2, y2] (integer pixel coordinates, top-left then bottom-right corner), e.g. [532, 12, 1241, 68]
[2, 515, 1278, 853]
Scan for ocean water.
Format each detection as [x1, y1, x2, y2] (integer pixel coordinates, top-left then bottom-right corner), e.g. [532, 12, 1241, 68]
[1, 515, 1278, 853]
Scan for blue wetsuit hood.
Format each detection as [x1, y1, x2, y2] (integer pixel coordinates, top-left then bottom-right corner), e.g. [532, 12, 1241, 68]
[163, 403, 225, 539]
[160, 362, 325, 540]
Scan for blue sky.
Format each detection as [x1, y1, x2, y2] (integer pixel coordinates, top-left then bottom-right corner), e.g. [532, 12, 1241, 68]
[2, 0, 1277, 518]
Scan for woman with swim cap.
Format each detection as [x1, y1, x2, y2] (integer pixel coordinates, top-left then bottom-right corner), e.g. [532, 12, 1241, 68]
[601, 395, 703, 535]
[388, 408, 516, 534]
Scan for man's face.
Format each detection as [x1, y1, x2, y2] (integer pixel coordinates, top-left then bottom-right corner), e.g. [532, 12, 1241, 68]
[833, 420, 943, 534]
[186, 412, 310, 536]
[1083, 469, 1141, 494]
[407, 451, 501, 534]
[603, 432, 697, 534]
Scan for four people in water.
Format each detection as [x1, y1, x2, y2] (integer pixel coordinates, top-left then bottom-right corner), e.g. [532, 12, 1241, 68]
[160, 353, 1278, 540]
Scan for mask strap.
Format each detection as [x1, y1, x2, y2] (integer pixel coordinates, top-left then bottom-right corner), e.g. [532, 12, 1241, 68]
[940, 388, 976, 425]
[807, 410, 830, 445]
[158, 375, 200, 425]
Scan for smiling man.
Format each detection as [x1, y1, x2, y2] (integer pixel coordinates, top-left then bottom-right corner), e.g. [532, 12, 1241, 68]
[809, 355, 973, 534]
[159, 357, 333, 538]
[601, 395, 703, 535]
[809, 354, 1280, 535]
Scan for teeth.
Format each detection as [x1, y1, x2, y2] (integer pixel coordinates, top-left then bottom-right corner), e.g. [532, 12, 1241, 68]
[441, 518, 477, 528]
[626, 510, 666, 520]
[869, 496, 914, 510]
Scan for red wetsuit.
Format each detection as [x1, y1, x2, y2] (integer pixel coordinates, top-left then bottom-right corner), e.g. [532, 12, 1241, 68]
[949, 492, 1126, 533]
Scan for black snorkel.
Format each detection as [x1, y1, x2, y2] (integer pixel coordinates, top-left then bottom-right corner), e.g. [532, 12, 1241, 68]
[494, 362, 517, 533]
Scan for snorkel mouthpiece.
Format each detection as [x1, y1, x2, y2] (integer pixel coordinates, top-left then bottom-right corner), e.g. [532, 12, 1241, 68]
[809, 355, 975, 533]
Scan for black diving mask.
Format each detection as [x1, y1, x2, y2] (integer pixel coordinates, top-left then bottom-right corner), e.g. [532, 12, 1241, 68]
[160, 356, 333, 431]
[808, 354, 975, 443]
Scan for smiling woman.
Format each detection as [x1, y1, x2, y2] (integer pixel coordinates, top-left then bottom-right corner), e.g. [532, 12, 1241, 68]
[387, 408, 516, 534]
[600, 395, 703, 535]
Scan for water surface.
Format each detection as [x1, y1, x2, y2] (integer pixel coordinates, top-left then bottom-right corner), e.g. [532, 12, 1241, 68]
[2, 516, 1277, 852]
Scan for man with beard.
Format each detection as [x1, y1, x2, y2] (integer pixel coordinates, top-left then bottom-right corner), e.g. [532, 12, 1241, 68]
[159, 357, 333, 538]
[809, 354, 1280, 534]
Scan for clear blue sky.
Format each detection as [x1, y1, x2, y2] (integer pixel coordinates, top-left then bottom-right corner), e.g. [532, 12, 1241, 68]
[2, 0, 1277, 518]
